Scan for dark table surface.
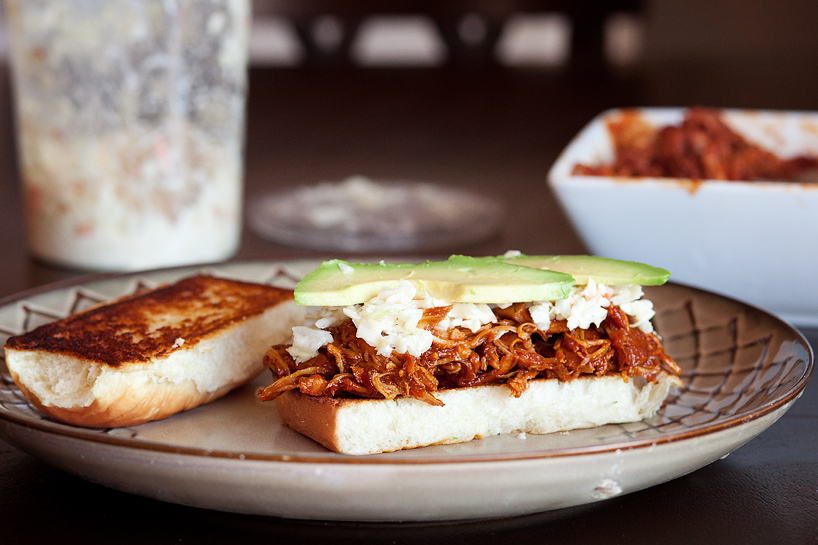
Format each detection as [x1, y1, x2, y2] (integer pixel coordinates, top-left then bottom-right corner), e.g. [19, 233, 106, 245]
[0, 59, 816, 544]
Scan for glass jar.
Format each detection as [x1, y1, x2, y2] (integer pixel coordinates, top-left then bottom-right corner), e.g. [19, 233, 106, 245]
[5, 0, 250, 270]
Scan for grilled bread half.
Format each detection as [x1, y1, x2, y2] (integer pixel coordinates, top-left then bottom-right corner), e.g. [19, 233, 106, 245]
[4, 275, 306, 427]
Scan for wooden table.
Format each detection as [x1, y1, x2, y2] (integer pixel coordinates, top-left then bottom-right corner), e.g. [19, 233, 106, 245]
[0, 60, 816, 544]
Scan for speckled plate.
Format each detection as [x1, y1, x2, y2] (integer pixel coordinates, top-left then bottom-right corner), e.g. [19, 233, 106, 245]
[0, 261, 812, 521]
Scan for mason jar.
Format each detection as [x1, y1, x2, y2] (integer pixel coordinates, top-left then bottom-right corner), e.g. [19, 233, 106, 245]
[5, 0, 250, 270]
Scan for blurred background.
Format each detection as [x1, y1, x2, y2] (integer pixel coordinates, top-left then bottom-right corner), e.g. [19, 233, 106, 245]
[0, 0, 817, 287]
[1, 3, 818, 539]
[3, 0, 815, 69]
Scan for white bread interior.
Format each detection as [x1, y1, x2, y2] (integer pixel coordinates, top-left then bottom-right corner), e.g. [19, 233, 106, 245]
[275, 371, 683, 455]
[5, 282, 307, 428]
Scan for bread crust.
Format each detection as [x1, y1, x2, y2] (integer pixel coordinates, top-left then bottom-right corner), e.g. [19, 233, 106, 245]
[274, 372, 683, 455]
[11, 373, 232, 428]
[4, 275, 307, 428]
[274, 393, 344, 452]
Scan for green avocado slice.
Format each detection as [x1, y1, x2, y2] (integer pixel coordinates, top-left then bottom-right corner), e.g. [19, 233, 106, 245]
[294, 255, 575, 306]
[497, 254, 670, 286]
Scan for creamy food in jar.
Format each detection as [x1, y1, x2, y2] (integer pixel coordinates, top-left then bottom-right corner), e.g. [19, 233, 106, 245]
[5, 0, 250, 270]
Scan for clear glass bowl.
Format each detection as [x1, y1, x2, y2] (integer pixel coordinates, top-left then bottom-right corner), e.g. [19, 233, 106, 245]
[249, 176, 504, 252]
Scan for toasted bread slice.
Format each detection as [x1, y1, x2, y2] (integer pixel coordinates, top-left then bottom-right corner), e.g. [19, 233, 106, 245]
[274, 372, 682, 455]
[4, 275, 307, 427]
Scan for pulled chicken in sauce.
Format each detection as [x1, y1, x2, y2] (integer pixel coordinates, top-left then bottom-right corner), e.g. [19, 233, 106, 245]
[258, 303, 681, 406]
[572, 107, 818, 181]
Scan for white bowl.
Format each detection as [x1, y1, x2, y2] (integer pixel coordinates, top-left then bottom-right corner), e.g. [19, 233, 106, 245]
[548, 108, 818, 326]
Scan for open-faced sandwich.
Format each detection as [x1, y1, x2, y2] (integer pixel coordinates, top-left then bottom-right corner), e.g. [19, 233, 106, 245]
[258, 253, 683, 455]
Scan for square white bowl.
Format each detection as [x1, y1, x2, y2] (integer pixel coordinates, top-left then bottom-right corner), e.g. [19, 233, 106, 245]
[548, 108, 818, 326]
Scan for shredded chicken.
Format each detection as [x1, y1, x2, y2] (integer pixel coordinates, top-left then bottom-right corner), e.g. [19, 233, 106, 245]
[258, 303, 681, 406]
[572, 107, 818, 181]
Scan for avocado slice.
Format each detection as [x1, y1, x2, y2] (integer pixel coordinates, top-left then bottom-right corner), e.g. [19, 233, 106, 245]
[294, 255, 575, 306]
[498, 254, 670, 286]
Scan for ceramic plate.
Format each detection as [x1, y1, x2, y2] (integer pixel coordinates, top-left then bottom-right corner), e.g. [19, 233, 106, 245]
[0, 261, 812, 521]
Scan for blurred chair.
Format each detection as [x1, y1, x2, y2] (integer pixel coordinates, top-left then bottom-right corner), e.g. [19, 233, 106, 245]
[252, 0, 643, 68]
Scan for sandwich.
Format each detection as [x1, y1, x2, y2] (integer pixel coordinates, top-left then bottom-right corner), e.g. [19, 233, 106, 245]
[258, 254, 683, 455]
[4, 275, 306, 427]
